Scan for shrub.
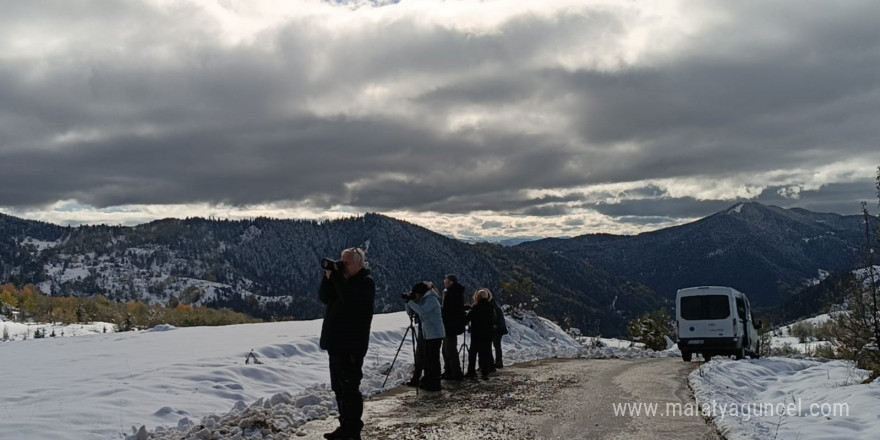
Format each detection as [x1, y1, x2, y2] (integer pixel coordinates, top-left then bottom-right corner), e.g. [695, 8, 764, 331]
[627, 308, 674, 351]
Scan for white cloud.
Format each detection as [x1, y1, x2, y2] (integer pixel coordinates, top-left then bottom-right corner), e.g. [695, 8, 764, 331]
[1, 0, 879, 239]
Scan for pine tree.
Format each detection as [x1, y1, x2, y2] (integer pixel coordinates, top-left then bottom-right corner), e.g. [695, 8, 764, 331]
[627, 308, 674, 351]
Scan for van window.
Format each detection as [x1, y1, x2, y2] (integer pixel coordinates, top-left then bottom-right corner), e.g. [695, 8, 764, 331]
[736, 297, 747, 320]
[680, 295, 730, 320]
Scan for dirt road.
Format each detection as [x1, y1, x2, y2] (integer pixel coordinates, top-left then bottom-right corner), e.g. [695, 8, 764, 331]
[296, 358, 719, 440]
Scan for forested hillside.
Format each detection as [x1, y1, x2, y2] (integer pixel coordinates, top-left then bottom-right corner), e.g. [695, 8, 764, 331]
[0, 213, 660, 336]
[521, 202, 876, 306]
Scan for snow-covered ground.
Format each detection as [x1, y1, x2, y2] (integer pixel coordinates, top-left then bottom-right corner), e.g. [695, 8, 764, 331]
[685, 312, 880, 440]
[1, 320, 117, 340]
[690, 358, 876, 440]
[5, 310, 880, 440]
[0, 310, 583, 440]
[767, 313, 833, 354]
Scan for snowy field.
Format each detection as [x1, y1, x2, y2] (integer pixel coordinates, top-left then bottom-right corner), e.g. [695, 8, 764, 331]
[0, 311, 584, 440]
[768, 313, 833, 354]
[0, 320, 117, 341]
[4, 311, 880, 440]
[690, 358, 876, 440]
[686, 311, 880, 440]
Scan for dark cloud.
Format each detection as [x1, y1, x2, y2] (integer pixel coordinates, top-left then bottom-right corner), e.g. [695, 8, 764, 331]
[590, 198, 735, 220]
[588, 180, 879, 225]
[754, 182, 877, 215]
[0, 0, 878, 236]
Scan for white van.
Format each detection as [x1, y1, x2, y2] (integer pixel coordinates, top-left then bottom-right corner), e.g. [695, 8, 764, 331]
[676, 286, 761, 362]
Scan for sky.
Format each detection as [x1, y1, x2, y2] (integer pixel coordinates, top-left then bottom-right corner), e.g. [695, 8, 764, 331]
[2, 0, 879, 241]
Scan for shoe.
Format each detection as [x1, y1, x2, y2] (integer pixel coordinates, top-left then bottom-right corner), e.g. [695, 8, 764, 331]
[488, 367, 497, 373]
[463, 371, 477, 379]
[445, 373, 464, 381]
[494, 361, 503, 369]
[481, 375, 490, 380]
[405, 378, 420, 387]
[419, 382, 442, 392]
[440, 372, 449, 379]
[323, 427, 345, 439]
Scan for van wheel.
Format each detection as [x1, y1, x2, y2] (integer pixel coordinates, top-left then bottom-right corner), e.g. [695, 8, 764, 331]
[704, 354, 713, 362]
[734, 347, 745, 360]
[682, 351, 692, 362]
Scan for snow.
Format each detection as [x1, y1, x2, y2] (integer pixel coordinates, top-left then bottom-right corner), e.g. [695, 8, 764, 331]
[0, 310, 580, 440]
[0, 321, 116, 340]
[770, 313, 833, 353]
[690, 358, 876, 440]
[5, 309, 880, 440]
[21, 236, 62, 251]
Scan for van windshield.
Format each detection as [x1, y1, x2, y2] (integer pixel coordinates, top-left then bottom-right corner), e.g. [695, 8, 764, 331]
[680, 295, 730, 320]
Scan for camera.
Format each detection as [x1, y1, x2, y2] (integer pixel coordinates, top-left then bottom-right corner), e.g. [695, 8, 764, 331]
[321, 258, 344, 272]
[401, 292, 414, 301]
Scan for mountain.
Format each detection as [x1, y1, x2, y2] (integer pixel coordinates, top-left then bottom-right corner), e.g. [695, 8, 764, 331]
[0, 212, 660, 336]
[519, 202, 878, 306]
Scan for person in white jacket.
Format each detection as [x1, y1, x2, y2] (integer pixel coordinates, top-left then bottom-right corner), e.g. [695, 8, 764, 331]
[404, 281, 446, 391]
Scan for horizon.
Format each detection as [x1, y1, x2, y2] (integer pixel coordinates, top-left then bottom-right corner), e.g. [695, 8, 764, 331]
[2, 200, 870, 244]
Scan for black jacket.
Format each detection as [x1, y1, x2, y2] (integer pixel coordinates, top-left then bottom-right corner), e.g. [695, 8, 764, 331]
[491, 299, 508, 335]
[442, 282, 466, 337]
[465, 299, 495, 343]
[319, 268, 376, 356]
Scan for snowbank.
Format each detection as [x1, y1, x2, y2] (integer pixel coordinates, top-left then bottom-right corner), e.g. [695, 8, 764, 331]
[689, 357, 875, 440]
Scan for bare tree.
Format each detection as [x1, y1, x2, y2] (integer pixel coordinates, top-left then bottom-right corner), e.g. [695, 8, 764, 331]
[826, 167, 880, 379]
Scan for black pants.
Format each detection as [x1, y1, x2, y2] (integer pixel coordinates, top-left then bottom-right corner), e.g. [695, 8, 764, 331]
[467, 336, 493, 375]
[328, 352, 365, 435]
[442, 333, 462, 376]
[422, 338, 443, 388]
[492, 332, 504, 366]
[411, 326, 425, 381]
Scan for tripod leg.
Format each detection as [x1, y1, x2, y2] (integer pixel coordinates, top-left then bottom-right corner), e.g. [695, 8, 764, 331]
[411, 327, 419, 396]
[382, 326, 412, 388]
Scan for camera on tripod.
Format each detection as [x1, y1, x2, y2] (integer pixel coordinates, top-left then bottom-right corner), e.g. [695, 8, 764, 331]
[320, 258, 344, 272]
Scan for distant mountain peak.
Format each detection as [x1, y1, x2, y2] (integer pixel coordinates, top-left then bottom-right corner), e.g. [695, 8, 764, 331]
[520, 202, 876, 307]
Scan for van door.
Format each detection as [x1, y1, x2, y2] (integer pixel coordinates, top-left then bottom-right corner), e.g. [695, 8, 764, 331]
[678, 294, 733, 338]
[744, 296, 760, 354]
[735, 296, 749, 346]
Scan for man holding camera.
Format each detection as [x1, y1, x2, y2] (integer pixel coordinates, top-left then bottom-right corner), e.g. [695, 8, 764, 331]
[319, 248, 375, 440]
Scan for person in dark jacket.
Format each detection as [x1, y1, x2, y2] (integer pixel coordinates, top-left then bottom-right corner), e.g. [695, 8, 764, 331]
[405, 281, 445, 391]
[464, 288, 496, 380]
[440, 274, 466, 380]
[490, 296, 508, 369]
[319, 247, 375, 440]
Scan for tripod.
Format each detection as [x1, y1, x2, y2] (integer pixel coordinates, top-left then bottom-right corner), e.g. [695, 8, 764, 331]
[382, 316, 418, 391]
[458, 325, 470, 371]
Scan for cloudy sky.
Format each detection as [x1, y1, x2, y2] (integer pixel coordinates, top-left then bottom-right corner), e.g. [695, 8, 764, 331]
[2, 0, 879, 241]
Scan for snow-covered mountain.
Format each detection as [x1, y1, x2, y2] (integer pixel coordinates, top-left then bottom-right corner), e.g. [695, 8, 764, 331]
[0, 213, 659, 336]
[521, 202, 878, 306]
